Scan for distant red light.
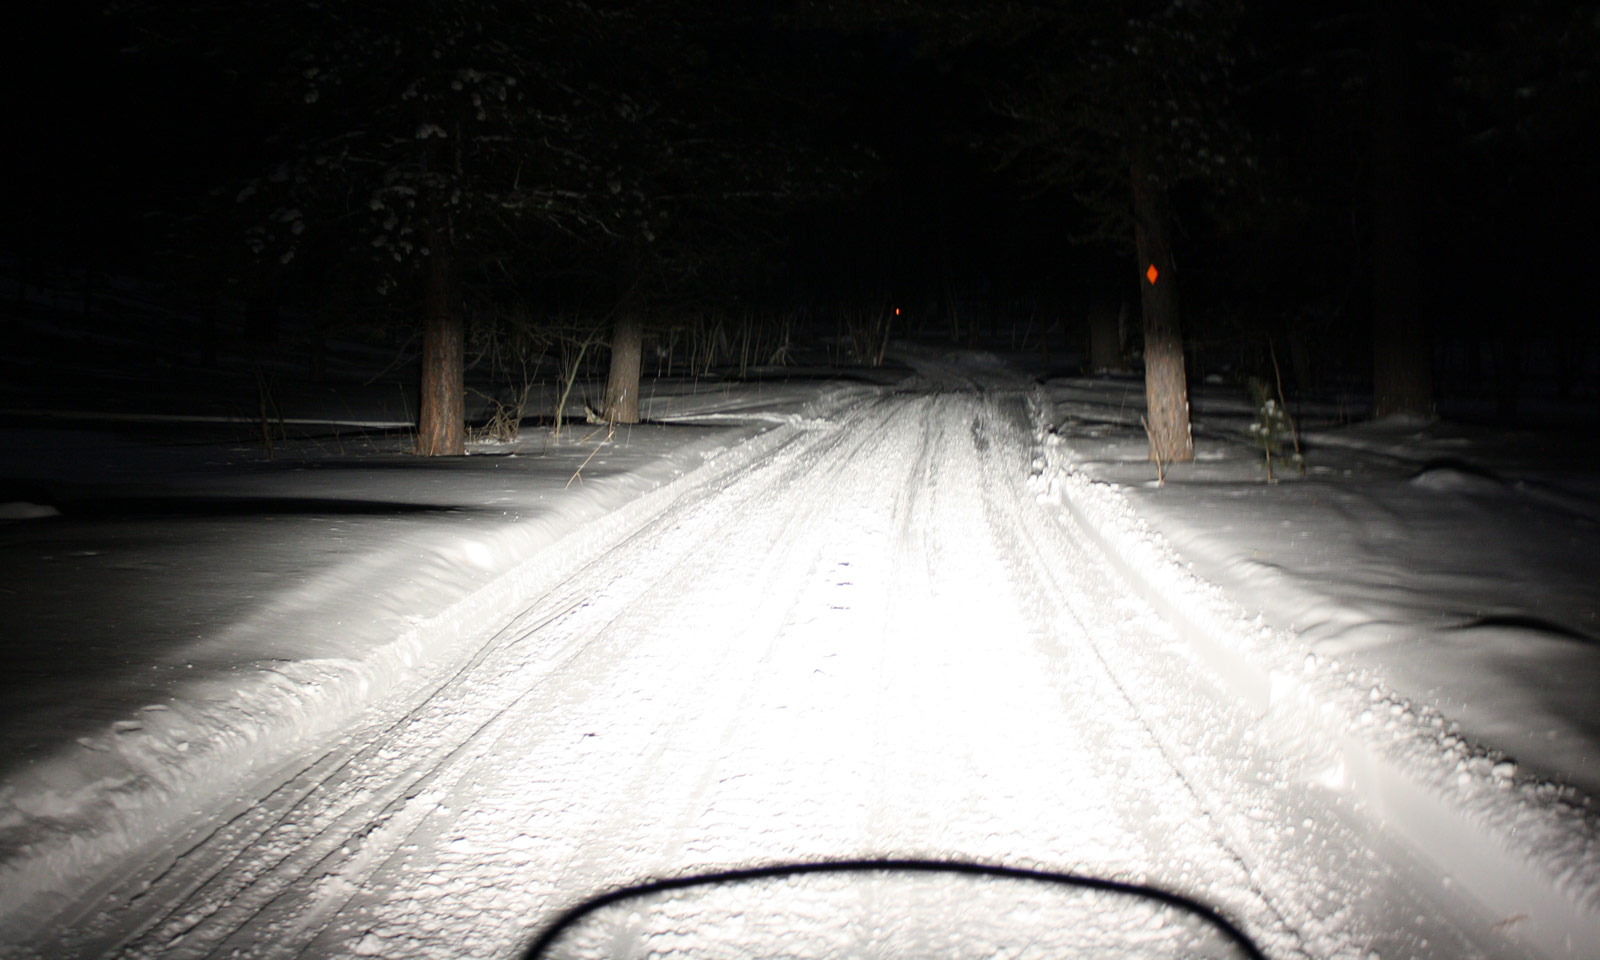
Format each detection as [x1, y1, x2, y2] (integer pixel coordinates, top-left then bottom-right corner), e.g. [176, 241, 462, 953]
[1146, 264, 1159, 285]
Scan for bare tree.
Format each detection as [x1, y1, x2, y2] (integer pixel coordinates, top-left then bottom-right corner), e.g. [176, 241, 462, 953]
[992, 2, 1248, 464]
[601, 310, 645, 424]
[1369, 0, 1434, 418]
[1131, 160, 1193, 462]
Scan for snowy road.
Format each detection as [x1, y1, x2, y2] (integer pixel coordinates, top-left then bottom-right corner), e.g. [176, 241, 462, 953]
[21, 384, 1527, 959]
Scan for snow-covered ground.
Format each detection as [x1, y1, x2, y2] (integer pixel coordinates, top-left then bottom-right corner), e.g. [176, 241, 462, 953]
[0, 347, 1596, 959]
[1041, 376, 1600, 800]
[0, 378, 868, 919]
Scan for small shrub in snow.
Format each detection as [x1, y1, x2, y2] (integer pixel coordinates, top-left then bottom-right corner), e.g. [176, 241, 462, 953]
[1248, 377, 1303, 483]
[471, 382, 532, 443]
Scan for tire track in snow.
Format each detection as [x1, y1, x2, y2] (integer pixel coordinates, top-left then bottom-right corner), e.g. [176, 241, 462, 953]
[20, 384, 1494, 960]
[294, 395, 931, 957]
[1012, 393, 1532, 960]
[32, 395, 922, 959]
[23, 405, 867, 959]
[302, 388, 1312, 959]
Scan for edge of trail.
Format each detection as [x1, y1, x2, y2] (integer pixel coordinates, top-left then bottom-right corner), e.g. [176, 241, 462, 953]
[1024, 374, 1600, 960]
[0, 380, 876, 944]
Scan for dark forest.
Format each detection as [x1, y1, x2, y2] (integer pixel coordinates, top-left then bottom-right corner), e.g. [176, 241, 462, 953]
[5, 1, 1597, 453]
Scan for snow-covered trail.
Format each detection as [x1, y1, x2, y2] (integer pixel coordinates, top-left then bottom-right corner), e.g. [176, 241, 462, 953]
[22, 386, 1509, 959]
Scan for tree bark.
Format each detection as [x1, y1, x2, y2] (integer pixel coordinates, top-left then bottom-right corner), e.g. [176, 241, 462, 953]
[1493, 335, 1521, 418]
[1131, 162, 1194, 464]
[1369, 0, 1433, 418]
[244, 260, 280, 347]
[1287, 327, 1315, 393]
[416, 236, 465, 456]
[201, 299, 220, 369]
[602, 309, 644, 424]
[309, 307, 329, 382]
[1087, 298, 1122, 372]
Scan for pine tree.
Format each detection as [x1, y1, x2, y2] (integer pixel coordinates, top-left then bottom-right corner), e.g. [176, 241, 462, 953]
[128, 0, 661, 453]
[1247, 377, 1301, 482]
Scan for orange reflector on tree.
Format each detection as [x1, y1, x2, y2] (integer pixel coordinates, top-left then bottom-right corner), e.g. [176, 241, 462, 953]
[1146, 264, 1159, 284]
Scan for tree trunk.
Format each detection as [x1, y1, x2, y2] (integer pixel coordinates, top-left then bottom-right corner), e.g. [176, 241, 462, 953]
[80, 262, 95, 320]
[201, 299, 220, 369]
[1131, 162, 1194, 464]
[416, 238, 465, 456]
[309, 308, 329, 382]
[1370, 0, 1433, 418]
[1493, 335, 1521, 418]
[1287, 327, 1315, 393]
[1087, 298, 1122, 372]
[244, 260, 280, 347]
[603, 309, 644, 424]
[1556, 334, 1580, 403]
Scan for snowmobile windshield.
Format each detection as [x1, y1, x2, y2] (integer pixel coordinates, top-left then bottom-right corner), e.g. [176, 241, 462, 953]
[522, 858, 1267, 960]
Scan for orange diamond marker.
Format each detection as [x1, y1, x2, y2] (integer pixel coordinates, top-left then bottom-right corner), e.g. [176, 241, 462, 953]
[1146, 264, 1159, 285]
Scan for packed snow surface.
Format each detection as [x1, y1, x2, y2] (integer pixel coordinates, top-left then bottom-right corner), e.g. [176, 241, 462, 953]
[0, 351, 1596, 959]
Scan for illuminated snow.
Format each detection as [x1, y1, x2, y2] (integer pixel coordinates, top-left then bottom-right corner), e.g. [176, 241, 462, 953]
[0, 354, 1595, 959]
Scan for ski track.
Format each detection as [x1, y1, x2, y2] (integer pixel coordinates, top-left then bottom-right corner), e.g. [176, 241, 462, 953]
[17, 385, 1520, 959]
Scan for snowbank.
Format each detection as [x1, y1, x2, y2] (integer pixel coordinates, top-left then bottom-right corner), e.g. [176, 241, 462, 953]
[1033, 377, 1600, 958]
[0, 380, 857, 936]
